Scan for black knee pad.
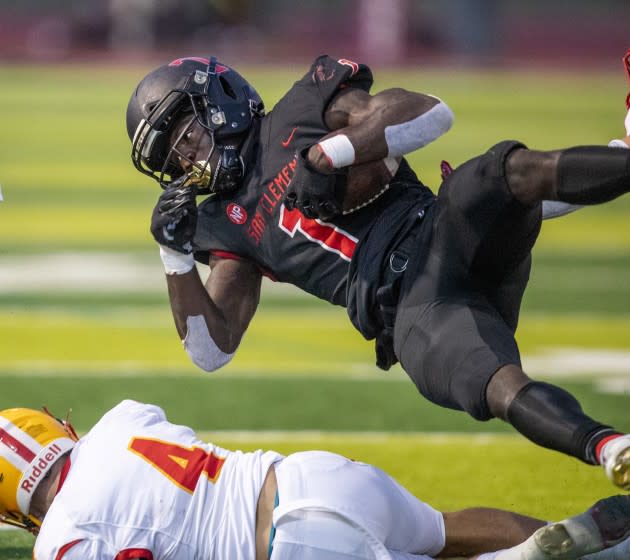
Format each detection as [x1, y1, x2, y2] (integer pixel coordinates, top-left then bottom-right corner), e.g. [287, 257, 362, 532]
[507, 381, 609, 463]
[557, 146, 630, 204]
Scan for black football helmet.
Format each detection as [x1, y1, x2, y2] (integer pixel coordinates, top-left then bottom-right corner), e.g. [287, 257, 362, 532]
[126, 56, 264, 194]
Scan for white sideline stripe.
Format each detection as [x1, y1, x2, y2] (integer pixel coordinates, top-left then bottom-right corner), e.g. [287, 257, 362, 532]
[3, 354, 630, 380]
[523, 348, 630, 377]
[201, 431, 521, 443]
[597, 377, 630, 394]
[0, 254, 302, 296]
[0, 253, 165, 293]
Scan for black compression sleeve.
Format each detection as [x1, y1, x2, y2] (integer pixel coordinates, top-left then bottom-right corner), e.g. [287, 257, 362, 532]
[556, 146, 630, 204]
[507, 381, 613, 464]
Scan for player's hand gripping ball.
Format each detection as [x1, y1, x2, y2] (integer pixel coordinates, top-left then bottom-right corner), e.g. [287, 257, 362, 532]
[284, 146, 400, 220]
[150, 175, 198, 254]
[284, 149, 344, 221]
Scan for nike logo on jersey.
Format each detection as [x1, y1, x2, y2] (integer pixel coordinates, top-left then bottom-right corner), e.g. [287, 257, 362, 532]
[281, 127, 298, 148]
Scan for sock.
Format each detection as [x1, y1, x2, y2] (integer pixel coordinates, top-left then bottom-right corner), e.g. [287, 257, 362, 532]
[593, 433, 625, 465]
[556, 146, 630, 204]
[489, 535, 547, 560]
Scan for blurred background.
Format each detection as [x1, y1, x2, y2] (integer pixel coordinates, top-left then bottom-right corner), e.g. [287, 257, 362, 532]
[1, 2, 630, 554]
[0, 0, 628, 66]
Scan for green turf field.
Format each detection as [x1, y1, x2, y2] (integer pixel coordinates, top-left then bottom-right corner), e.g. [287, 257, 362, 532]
[0, 62, 629, 558]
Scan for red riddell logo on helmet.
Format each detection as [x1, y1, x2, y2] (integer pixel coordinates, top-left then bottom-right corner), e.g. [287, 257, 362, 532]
[168, 58, 229, 73]
[19, 442, 63, 494]
[227, 203, 248, 225]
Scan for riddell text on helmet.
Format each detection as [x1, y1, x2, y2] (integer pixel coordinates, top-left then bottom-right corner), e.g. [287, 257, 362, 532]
[20, 443, 64, 493]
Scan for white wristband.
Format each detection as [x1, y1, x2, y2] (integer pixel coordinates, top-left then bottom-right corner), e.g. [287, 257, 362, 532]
[159, 245, 195, 275]
[317, 134, 356, 168]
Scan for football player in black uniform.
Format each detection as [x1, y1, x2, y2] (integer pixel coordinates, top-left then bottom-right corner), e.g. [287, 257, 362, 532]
[126, 55, 630, 491]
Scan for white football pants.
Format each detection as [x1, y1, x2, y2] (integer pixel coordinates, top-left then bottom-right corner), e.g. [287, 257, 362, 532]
[270, 450, 445, 560]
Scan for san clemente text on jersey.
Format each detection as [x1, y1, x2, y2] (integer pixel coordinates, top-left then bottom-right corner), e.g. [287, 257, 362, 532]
[248, 155, 298, 244]
[20, 442, 64, 493]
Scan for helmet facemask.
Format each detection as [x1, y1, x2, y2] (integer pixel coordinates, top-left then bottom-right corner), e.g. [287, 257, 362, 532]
[164, 113, 245, 196]
[131, 57, 261, 195]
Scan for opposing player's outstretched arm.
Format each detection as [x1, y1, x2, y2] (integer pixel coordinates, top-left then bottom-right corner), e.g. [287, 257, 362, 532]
[308, 86, 454, 173]
[165, 257, 262, 371]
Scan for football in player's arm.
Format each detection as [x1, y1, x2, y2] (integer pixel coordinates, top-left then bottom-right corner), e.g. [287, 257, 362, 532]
[1, 400, 629, 559]
[126, 52, 630, 493]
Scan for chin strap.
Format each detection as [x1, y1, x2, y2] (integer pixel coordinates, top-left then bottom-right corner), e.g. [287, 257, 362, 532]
[213, 144, 244, 193]
[0, 510, 40, 534]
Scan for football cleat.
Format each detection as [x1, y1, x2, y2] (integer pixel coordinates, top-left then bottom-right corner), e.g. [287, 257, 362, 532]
[601, 435, 630, 491]
[531, 495, 630, 558]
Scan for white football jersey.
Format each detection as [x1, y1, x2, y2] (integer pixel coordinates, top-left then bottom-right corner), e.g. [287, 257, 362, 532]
[33, 400, 283, 559]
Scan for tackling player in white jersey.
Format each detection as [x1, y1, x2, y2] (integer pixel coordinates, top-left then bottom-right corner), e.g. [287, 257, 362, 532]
[1, 400, 629, 559]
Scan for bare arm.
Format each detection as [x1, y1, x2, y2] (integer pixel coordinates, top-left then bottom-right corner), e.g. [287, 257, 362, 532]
[308, 87, 453, 172]
[166, 256, 262, 355]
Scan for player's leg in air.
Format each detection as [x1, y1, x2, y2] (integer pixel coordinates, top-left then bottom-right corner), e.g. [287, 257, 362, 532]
[394, 99, 630, 491]
[484, 111, 630, 490]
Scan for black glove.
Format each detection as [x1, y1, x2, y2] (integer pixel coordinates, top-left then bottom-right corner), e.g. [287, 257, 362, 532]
[150, 176, 198, 254]
[284, 149, 344, 221]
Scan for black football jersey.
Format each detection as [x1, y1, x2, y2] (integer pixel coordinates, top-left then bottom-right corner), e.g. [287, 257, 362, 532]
[193, 55, 435, 336]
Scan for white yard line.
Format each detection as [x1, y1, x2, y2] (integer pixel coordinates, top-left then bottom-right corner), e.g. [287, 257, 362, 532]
[199, 431, 520, 442]
[0, 253, 302, 296]
[523, 348, 630, 378]
[0, 253, 165, 293]
[1, 254, 629, 382]
[2, 353, 630, 380]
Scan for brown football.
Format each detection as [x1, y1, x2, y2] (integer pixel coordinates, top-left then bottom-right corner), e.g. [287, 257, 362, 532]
[337, 157, 401, 214]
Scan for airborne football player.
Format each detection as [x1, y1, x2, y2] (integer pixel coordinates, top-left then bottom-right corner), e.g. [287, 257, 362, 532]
[126, 53, 630, 492]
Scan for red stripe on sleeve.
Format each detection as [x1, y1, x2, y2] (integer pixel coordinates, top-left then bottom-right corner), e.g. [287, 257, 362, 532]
[115, 549, 154, 559]
[54, 539, 83, 559]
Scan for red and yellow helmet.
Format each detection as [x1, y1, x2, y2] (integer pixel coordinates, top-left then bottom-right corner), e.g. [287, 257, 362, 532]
[0, 408, 77, 532]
